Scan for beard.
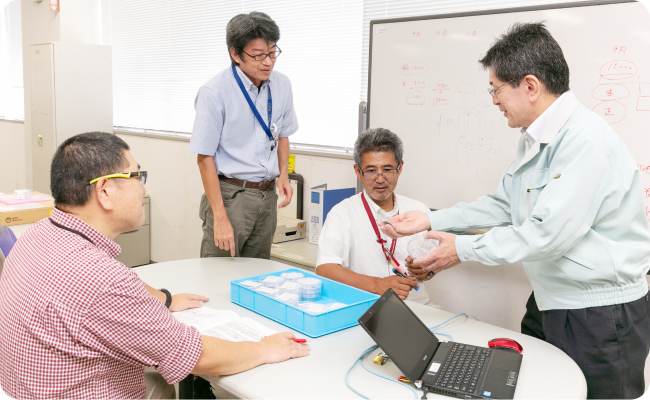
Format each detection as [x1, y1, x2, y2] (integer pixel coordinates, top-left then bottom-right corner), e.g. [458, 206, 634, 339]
[368, 189, 393, 202]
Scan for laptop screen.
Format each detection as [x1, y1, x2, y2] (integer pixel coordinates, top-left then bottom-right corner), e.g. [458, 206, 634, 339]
[358, 289, 440, 381]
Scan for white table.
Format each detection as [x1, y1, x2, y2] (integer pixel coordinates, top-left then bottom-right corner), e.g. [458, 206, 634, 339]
[134, 258, 587, 399]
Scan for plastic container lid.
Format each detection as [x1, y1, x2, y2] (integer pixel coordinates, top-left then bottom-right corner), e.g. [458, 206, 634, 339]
[240, 280, 263, 289]
[255, 286, 281, 298]
[261, 276, 286, 288]
[328, 303, 347, 310]
[281, 272, 304, 281]
[299, 302, 330, 314]
[279, 282, 301, 294]
[276, 293, 300, 305]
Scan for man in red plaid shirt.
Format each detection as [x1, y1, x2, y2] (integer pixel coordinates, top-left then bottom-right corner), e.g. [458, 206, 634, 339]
[0, 132, 309, 399]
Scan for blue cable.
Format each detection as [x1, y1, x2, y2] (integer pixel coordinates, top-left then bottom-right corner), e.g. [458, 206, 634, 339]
[345, 345, 378, 400]
[346, 313, 469, 399]
[429, 313, 468, 331]
[359, 353, 418, 399]
[345, 344, 418, 400]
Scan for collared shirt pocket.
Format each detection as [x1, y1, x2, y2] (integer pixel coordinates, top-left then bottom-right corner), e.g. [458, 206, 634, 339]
[272, 116, 284, 138]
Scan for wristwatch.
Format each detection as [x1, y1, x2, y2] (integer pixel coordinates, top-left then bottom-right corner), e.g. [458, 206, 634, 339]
[426, 271, 435, 279]
[160, 288, 172, 308]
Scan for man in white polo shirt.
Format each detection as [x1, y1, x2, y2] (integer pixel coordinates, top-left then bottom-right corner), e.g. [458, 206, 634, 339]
[316, 128, 435, 304]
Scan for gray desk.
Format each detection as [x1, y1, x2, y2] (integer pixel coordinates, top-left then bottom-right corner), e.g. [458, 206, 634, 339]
[133, 258, 587, 399]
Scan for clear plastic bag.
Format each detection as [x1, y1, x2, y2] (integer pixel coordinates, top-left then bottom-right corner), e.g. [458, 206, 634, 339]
[407, 232, 439, 259]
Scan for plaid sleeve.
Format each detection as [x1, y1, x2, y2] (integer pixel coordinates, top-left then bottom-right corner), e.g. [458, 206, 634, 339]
[78, 267, 202, 384]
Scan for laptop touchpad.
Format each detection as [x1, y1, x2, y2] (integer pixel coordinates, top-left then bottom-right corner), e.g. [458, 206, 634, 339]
[482, 368, 517, 398]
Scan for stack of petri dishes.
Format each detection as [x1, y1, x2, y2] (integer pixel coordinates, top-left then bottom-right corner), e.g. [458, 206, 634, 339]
[261, 275, 285, 289]
[281, 272, 304, 282]
[279, 281, 301, 295]
[276, 293, 300, 307]
[297, 277, 322, 302]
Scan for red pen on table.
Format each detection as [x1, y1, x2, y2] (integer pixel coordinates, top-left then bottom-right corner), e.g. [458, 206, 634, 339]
[292, 338, 307, 343]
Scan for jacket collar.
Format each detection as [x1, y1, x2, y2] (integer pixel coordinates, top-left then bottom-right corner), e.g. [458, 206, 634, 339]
[515, 91, 581, 171]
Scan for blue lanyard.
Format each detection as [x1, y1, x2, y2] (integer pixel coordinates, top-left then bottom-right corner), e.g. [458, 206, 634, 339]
[232, 66, 274, 142]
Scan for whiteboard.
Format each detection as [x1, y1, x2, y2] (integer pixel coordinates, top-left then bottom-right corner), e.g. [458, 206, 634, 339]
[367, 0, 650, 220]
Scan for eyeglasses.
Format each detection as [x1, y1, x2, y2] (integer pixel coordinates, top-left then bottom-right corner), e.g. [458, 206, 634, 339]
[360, 166, 401, 180]
[487, 81, 511, 98]
[242, 46, 282, 62]
[88, 171, 148, 186]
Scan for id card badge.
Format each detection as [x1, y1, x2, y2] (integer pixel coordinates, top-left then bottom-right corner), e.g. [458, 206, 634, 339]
[270, 123, 279, 151]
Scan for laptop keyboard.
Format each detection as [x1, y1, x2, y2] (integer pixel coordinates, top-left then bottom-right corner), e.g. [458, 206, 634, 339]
[433, 343, 491, 394]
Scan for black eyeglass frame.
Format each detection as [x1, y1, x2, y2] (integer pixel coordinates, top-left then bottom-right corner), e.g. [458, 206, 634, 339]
[242, 46, 282, 62]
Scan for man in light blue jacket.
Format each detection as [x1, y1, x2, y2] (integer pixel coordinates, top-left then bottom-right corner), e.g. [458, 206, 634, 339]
[382, 23, 650, 399]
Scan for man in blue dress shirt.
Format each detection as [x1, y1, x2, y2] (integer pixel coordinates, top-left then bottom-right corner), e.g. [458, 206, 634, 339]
[190, 12, 298, 259]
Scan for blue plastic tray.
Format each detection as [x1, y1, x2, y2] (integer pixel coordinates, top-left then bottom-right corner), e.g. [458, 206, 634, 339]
[231, 268, 379, 338]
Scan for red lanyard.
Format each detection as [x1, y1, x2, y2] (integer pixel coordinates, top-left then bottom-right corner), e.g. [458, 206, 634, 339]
[361, 192, 400, 267]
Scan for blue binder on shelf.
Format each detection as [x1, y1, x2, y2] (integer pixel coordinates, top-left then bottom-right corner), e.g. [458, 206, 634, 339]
[309, 184, 355, 244]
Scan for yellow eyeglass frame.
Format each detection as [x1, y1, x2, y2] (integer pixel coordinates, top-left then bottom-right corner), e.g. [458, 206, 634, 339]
[88, 171, 147, 186]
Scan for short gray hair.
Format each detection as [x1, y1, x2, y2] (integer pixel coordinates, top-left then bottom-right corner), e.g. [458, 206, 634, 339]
[353, 128, 404, 166]
[226, 12, 280, 66]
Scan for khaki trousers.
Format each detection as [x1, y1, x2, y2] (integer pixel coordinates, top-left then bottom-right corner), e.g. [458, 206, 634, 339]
[200, 180, 278, 259]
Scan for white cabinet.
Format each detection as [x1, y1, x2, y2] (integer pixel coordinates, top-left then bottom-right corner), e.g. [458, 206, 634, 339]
[30, 42, 112, 194]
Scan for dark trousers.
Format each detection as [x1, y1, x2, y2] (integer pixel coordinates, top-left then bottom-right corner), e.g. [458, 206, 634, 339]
[521, 292, 650, 399]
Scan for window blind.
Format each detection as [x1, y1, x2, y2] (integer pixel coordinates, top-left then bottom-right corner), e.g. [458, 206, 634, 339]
[101, 0, 363, 148]
[0, 0, 23, 120]
[361, 0, 597, 102]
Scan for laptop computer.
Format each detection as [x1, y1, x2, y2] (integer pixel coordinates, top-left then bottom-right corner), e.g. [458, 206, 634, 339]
[358, 289, 522, 399]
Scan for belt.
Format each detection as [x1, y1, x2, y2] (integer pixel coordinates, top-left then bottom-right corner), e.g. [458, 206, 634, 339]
[218, 175, 275, 191]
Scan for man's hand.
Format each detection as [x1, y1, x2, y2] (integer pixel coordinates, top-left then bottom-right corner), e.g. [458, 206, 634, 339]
[373, 275, 418, 300]
[214, 211, 236, 257]
[412, 231, 461, 274]
[260, 332, 310, 364]
[169, 293, 210, 312]
[380, 210, 431, 238]
[277, 175, 293, 208]
[405, 256, 435, 281]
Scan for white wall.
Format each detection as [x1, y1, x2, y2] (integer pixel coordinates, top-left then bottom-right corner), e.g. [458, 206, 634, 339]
[423, 261, 531, 331]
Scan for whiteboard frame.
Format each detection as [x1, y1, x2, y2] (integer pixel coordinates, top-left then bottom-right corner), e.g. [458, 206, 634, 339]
[366, 0, 636, 126]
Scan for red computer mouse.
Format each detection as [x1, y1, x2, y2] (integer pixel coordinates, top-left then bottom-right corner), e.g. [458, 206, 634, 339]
[488, 338, 523, 354]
